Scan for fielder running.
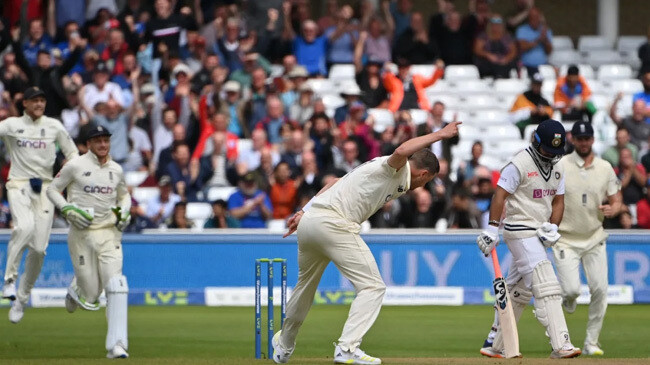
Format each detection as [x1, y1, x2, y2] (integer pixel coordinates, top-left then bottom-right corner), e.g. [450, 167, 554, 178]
[46, 126, 131, 359]
[273, 122, 461, 364]
[477, 119, 581, 358]
[554, 121, 621, 356]
[1, 87, 79, 322]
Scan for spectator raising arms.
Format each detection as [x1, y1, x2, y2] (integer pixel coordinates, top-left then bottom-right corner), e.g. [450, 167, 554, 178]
[383, 58, 444, 112]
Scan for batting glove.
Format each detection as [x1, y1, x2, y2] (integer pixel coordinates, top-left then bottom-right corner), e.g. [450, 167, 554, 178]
[61, 204, 93, 229]
[537, 222, 561, 248]
[477, 225, 499, 256]
[111, 207, 131, 232]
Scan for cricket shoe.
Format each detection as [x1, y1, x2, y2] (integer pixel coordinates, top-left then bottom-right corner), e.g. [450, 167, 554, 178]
[562, 297, 577, 314]
[583, 344, 604, 356]
[2, 279, 16, 300]
[479, 345, 504, 358]
[8, 299, 25, 323]
[272, 330, 293, 363]
[107, 344, 129, 359]
[550, 344, 581, 358]
[65, 293, 78, 313]
[333, 344, 381, 364]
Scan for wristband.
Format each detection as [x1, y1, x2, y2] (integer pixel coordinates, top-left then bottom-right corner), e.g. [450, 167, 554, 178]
[488, 220, 500, 227]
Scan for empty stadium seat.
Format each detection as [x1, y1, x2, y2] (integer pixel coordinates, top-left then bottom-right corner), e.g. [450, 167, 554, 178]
[541, 80, 556, 103]
[448, 79, 490, 94]
[597, 64, 633, 81]
[444, 65, 480, 80]
[124, 171, 148, 187]
[578, 35, 613, 52]
[425, 79, 450, 95]
[186, 202, 212, 220]
[409, 109, 429, 125]
[478, 155, 508, 171]
[608, 79, 644, 95]
[493, 79, 528, 95]
[458, 94, 499, 111]
[559, 64, 595, 78]
[617, 36, 646, 54]
[307, 79, 336, 95]
[321, 93, 346, 110]
[582, 50, 623, 68]
[549, 50, 581, 67]
[589, 94, 611, 111]
[537, 64, 557, 80]
[132, 187, 159, 204]
[426, 89, 459, 107]
[207, 186, 237, 202]
[368, 108, 395, 132]
[328, 64, 355, 81]
[552, 36, 574, 51]
[410, 64, 436, 77]
[465, 110, 510, 126]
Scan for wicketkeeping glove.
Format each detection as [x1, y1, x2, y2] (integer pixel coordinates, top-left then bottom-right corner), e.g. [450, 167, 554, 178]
[477, 224, 499, 256]
[537, 222, 561, 248]
[61, 204, 93, 229]
[111, 207, 131, 232]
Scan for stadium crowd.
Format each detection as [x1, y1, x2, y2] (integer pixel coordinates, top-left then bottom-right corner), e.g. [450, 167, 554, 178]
[0, 0, 649, 231]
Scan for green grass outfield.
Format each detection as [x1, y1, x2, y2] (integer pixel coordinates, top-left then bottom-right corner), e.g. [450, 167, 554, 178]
[1, 305, 649, 364]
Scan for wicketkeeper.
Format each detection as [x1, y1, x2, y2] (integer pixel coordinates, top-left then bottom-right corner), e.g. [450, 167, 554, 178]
[46, 126, 131, 359]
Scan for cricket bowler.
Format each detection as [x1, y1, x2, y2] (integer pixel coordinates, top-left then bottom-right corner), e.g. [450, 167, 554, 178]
[477, 119, 581, 358]
[46, 126, 131, 359]
[554, 121, 622, 356]
[1, 86, 79, 322]
[273, 121, 461, 364]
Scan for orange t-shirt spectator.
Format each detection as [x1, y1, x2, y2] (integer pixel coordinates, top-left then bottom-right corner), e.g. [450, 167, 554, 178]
[269, 162, 297, 219]
[382, 58, 444, 112]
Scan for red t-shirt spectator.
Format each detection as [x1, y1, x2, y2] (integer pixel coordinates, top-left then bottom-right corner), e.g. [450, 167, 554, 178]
[192, 96, 238, 161]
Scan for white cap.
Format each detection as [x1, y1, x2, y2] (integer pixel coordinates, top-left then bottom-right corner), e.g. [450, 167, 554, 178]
[223, 80, 241, 93]
[172, 63, 192, 78]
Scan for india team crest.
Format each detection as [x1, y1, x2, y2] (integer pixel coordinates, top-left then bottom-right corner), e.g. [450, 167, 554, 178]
[551, 133, 562, 147]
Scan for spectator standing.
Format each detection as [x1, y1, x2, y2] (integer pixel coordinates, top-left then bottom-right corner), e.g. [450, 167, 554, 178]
[510, 73, 553, 135]
[360, 1, 394, 64]
[79, 62, 126, 113]
[610, 97, 650, 150]
[229, 52, 273, 90]
[317, 0, 339, 33]
[256, 96, 296, 145]
[22, 19, 54, 66]
[145, 0, 195, 59]
[473, 15, 517, 79]
[270, 162, 297, 219]
[393, 12, 439, 65]
[336, 139, 362, 173]
[228, 172, 273, 228]
[429, 7, 475, 65]
[204, 199, 239, 228]
[237, 129, 280, 172]
[506, 0, 535, 32]
[244, 67, 271, 131]
[164, 143, 210, 202]
[390, 0, 413, 41]
[288, 83, 315, 125]
[602, 128, 639, 168]
[146, 175, 182, 227]
[323, 5, 357, 68]
[285, 10, 327, 77]
[554, 65, 596, 122]
[515, 7, 552, 75]
[383, 58, 444, 112]
[334, 84, 365, 125]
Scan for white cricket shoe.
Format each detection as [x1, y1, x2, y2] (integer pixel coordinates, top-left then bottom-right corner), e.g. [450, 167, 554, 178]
[562, 297, 577, 314]
[107, 344, 129, 359]
[333, 344, 381, 364]
[2, 280, 16, 300]
[272, 330, 293, 363]
[583, 344, 604, 356]
[479, 346, 504, 358]
[65, 293, 78, 313]
[550, 343, 581, 358]
[8, 299, 24, 323]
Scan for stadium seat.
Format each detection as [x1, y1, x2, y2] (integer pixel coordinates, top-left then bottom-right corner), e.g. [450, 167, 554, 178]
[321, 93, 346, 110]
[444, 65, 480, 80]
[443, 109, 468, 124]
[483, 139, 528, 155]
[328, 64, 355, 81]
[578, 35, 613, 52]
[537, 64, 557, 80]
[582, 50, 623, 68]
[485, 125, 521, 141]
[608, 79, 644, 96]
[368, 108, 395, 133]
[558, 64, 595, 79]
[597, 64, 633, 81]
[424, 79, 450, 95]
[493, 79, 528, 95]
[465, 110, 510, 126]
[186, 202, 212, 221]
[458, 94, 499, 111]
[307, 79, 336, 95]
[617, 36, 646, 55]
[478, 155, 508, 171]
[448, 79, 490, 95]
[410, 64, 436, 77]
[132, 187, 159, 204]
[541, 80, 556, 103]
[523, 124, 538, 141]
[409, 109, 429, 125]
[124, 171, 148, 187]
[549, 50, 581, 67]
[207, 186, 237, 202]
[589, 94, 611, 111]
[552, 36, 574, 51]
[584, 79, 603, 94]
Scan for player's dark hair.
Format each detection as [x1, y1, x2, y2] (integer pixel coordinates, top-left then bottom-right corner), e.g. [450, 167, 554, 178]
[409, 149, 440, 175]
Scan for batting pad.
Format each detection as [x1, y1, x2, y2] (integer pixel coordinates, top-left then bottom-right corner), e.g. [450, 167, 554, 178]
[531, 260, 570, 350]
[492, 279, 531, 351]
[105, 275, 128, 351]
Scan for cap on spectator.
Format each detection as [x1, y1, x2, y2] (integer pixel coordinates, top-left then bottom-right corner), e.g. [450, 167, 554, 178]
[340, 83, 362, 96]
[298, 83, 313, 93]
[396, 57, 411, 68]
[223, 80, 241, 93]
[158, 175, 172, 187]
[567, 65, 580, 76]
[95, 62, 110, 74]
[242, 172, 256, 183]
[86, 125, 112, 139]
[571, 121, 594, 138]
[531, 73, 544, 84]
[140, 83, 156, 95]
[172, 63, 192, 78]
[287, 66, 308, 79]
[23, 86, 46, 100]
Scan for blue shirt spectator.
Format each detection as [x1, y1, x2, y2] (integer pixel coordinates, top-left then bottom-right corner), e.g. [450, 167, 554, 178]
[228, 173, 273, 228]
[390, 0, 412, 41]
[293, 20, 327, 76]
[515, 8, 553, 72]
[324, 26, 357, 64]
[23, 19, 54, 66]
[55, 0, 86, 28]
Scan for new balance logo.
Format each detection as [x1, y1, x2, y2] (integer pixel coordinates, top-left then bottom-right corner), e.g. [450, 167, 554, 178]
[17, 129, 24, 134]
[83, 171, 91, 176]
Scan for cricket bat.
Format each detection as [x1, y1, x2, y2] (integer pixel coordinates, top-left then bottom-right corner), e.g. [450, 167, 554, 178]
[491, 249, 521, 358]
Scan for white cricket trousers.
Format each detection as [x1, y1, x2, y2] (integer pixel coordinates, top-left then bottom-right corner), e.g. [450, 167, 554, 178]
[280, 208, 386, 352]
[504, 235, 548, 288]
[553, 241, 608, 346]
[4, 179, 54, 303]
[67, 226, 123, 303]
